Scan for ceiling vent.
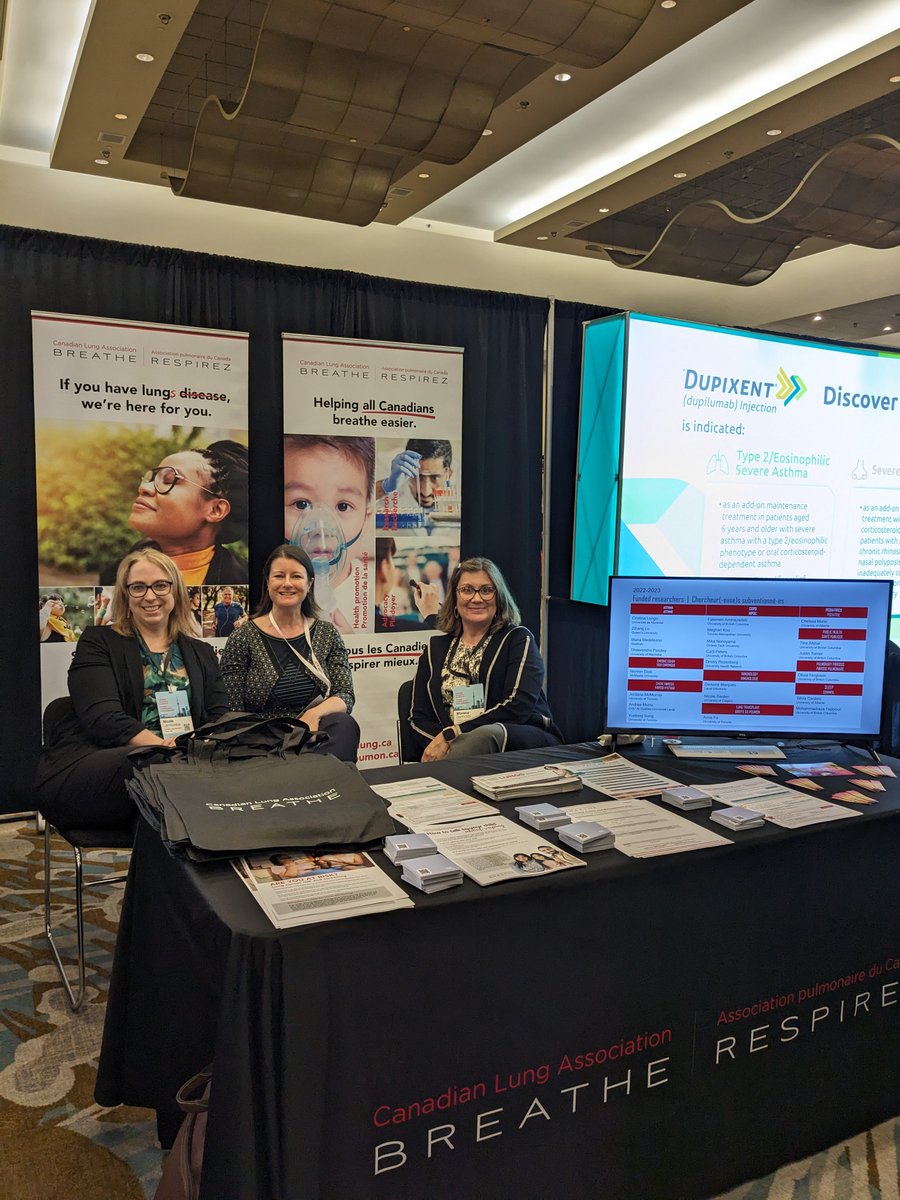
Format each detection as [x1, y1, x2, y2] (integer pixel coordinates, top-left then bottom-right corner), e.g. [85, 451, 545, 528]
[98, 131, 128, 145]
[388, 186, 414, 198]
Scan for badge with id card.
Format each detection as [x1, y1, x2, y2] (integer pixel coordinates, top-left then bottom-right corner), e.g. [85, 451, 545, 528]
[452, 683, 485, 723]
[155, 690, 194, 738]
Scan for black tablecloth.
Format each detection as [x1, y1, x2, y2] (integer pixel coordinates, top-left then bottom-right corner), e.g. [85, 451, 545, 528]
[96, 743, 900, 1200]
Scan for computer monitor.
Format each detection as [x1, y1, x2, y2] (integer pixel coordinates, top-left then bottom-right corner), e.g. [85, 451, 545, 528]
[605, 576, 893, 743]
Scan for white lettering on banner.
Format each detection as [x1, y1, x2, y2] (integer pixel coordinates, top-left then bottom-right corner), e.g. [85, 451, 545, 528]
[714, 977, 898, 1063]
[372, 1060, 671, 1174]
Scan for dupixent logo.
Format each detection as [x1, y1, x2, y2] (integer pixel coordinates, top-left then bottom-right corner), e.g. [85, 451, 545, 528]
[775, 367, 806, 406]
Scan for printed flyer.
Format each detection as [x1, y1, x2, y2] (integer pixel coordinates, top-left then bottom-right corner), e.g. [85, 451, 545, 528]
[32, 312, 249, 706]
[282, 333, 463, 763]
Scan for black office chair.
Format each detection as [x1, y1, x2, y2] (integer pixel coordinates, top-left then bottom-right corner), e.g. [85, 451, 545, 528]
[396, 678, 421, 764]
[40, 696, 134, 1012]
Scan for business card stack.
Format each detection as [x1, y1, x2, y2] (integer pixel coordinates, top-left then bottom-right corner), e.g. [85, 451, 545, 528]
[384, 833, 437, 864]
[401, 853, 464, 894]
[710, 806, 766, 831]
[658, 785, 712, 812]
[515, 802, 570, 831]
[558, 821, 616, 852]
[471, 765, 582, 802]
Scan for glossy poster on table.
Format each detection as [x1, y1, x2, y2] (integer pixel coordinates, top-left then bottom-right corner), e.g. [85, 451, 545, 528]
[282, 332, 463, 764]
[32, 311, 249, 708]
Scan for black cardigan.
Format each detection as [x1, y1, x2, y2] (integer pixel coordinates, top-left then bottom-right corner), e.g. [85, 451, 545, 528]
[37, 625, 229, 787]
[409, 624, 560, 747]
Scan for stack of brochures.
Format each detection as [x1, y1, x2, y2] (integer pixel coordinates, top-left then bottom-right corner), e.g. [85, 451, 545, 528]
[384, 833, 437, 863]
[471, 765, 582, 802]
[515, 802, 570, 831]
[558, 821, 616, 852]
[658, 786, 712, 812]
[401, 853, 464, 893]
[709, 806, 766, 831]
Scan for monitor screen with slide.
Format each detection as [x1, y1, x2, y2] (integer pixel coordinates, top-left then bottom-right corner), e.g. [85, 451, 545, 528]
[605, 576, 892, 743]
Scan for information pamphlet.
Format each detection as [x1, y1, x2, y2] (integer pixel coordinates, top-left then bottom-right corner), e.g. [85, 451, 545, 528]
[563, 754, 680, 799]
[470, 765, 582, 801]
[233, 850, 414, 928]
[423, 816, 585, 885]
[694, 778, 861, 829]
[370, 777, 498, 829]
[561, 799, 730, 858]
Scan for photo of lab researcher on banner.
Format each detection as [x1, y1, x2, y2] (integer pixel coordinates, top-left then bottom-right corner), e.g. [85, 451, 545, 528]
[375, 437, 460, 534]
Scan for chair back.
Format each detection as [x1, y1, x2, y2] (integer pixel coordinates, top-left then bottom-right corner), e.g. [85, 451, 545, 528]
[42, 695, 77, 746]
[396, 678, 420, 764]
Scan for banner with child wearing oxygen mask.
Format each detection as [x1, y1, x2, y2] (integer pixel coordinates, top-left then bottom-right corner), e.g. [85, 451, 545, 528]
[32, 312, 249, 709]
[282, 334, 463, 765]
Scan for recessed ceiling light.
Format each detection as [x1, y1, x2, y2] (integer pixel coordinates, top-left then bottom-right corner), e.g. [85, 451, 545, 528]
[114, 113, 128, 121]
[537, 235, 548, 241]
[766, 128, 782, 136]
[94, 157, 110, 166]
[554, 73, 572, 82]
[418, 172, 430, 179]
[598, 206, 610, 213]
[135, 52, 154, 62]
[349, 137, 357, 143]
[402, 25, 411, 31]
[481, 128, 493, 136]
[661, 0, 677, 8]
[884, 325, 893, 332]
[673, 171, 687, 178]
[813, 314, 823, 321]
[890, 75, 900, 83]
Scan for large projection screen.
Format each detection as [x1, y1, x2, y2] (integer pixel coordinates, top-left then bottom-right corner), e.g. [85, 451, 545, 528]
[609, 314, 900, 625]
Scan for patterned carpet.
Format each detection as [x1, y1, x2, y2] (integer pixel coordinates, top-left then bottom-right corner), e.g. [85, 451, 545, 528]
[0, 818, 897, 1200]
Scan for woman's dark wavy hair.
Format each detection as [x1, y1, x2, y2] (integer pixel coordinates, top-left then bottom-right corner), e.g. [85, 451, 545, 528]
[254, 544, 321, 619]
[436, 556, 520, 635]
[200, 440, 248, 543]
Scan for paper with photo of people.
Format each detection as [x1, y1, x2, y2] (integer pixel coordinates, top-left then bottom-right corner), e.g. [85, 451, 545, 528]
[421, 816, 585, 886]
[233, 850, 414, 928]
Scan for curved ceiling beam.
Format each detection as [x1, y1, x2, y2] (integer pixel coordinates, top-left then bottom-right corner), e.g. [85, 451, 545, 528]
[170, 0, 654, 225]
[603, 135, 900, 285]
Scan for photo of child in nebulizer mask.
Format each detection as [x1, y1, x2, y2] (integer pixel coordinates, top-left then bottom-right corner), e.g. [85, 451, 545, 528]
[283, 435, 374, 633]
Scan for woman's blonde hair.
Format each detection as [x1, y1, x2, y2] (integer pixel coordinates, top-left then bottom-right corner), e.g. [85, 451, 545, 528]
[112, 548, 198, 641]
[436, 556, 520, 635]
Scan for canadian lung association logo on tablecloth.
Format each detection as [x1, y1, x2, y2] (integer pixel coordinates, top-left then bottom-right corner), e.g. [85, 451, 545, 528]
[282, 333, 464, 764]
[32, 311, 249, 707]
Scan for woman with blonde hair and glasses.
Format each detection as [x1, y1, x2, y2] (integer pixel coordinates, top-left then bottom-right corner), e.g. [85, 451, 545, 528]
[37, 547, 229, 827]
[408, 556, 562, 762]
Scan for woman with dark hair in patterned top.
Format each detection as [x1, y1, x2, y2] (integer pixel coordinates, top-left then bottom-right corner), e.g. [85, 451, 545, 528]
[220, 544, 360, 762]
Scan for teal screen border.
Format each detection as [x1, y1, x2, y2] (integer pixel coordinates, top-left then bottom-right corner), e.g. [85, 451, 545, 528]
[571, 314, 626, 604]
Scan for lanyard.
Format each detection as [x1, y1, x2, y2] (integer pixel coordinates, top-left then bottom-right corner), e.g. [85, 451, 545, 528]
[268, 613, 331, 696]
[138, 636, 181, 692]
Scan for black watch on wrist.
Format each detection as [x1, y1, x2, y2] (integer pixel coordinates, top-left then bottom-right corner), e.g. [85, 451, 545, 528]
[442, 725, 458, 743]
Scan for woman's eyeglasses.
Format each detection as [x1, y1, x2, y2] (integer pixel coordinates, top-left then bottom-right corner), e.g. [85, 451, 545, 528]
[458, 584, 496, 598]
[126, 580, 174, 598]
[141, 467, 217, 496]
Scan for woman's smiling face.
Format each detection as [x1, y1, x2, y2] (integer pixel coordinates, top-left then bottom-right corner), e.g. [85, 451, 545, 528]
[130, 450, 225, 552]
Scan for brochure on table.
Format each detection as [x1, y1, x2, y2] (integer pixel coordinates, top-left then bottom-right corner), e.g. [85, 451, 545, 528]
[693, 778, 861, 828]
[470, 764, 582, 801]
[370, 777, 498, 828]
[423, 817, 586, 885]
[561, 799, 730, 858]
[233, 851, 413, 928]
[564, 754, 680, 799]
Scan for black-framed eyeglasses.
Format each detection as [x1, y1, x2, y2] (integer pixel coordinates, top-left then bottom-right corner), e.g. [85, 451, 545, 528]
[141, 466, 218, 496]
[458, 584, 496, 598]
[126, 580, 174, 598]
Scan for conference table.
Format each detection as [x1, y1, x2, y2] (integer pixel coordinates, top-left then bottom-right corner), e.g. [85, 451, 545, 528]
[96, 741, 900, 1200]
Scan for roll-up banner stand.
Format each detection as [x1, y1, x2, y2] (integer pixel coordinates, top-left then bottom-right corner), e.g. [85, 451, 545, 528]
[32, 312, 250, 708]
[282, 334, 463, 765]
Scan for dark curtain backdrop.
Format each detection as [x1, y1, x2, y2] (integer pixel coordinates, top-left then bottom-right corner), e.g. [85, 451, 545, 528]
[546, 300, 619, 742]
[0, 225, 548, 813]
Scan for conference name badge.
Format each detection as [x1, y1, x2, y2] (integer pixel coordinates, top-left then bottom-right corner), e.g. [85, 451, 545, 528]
[452, 683, 485, 723]
[155, 690, 194, 738]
